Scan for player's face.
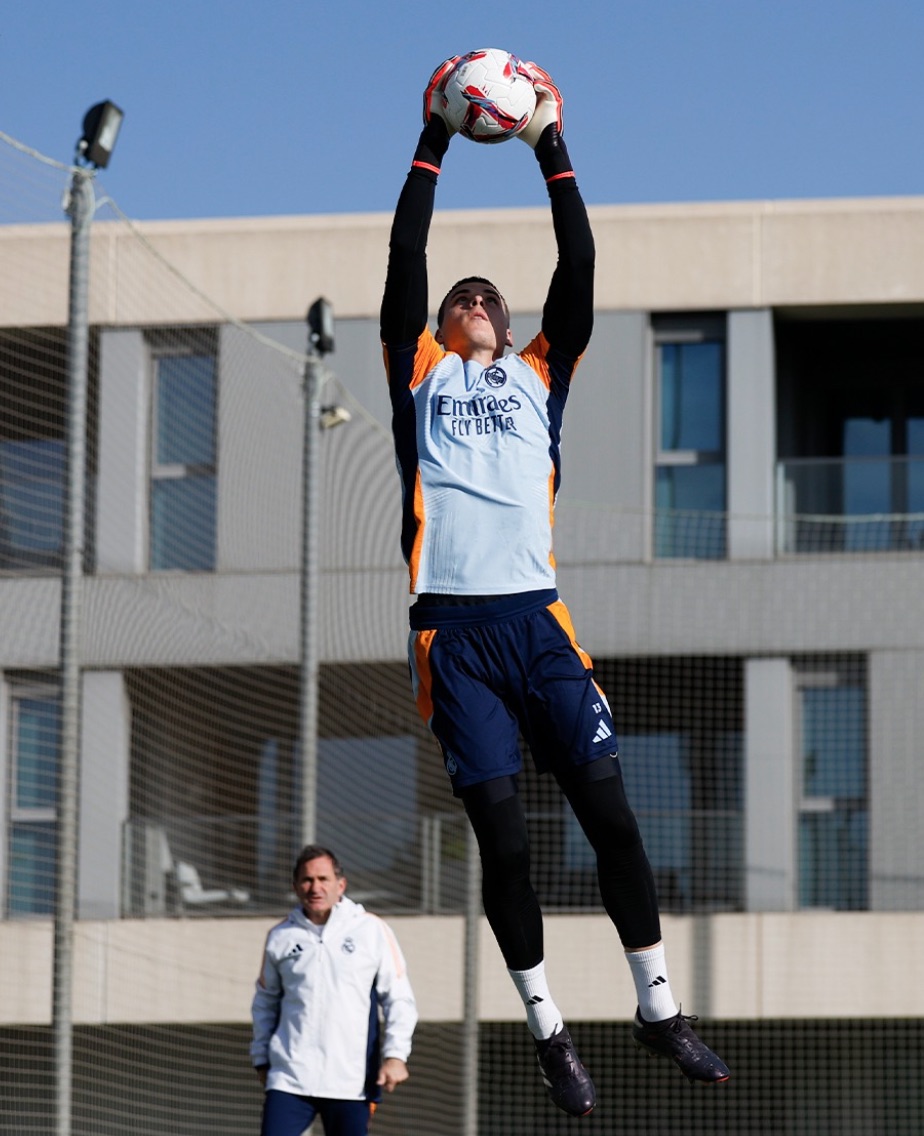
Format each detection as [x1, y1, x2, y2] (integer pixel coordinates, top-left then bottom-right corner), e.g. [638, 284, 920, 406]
[436, 283, 513, 360]
[294, 856, 346, 924]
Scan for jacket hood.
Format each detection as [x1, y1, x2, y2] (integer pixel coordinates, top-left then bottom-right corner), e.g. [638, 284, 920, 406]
[289, 893, 366, 932]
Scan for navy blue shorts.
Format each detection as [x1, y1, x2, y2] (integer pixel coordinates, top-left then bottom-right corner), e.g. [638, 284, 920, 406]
[408, 589, 618, 794]
[261, 1090, 373, 1136]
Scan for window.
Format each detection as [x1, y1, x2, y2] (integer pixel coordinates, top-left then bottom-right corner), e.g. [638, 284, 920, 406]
[7, 684, 59, 916]
[840, 415, 924, 551]
[797, 662, 867, 909]
[547, 657, 744, 913]
[0, 439, 66, 569]
[654, 318, 727, 558]
[123, 663, 428, 915]
[776, 314, 924, 553]
[150, 345, 217, 571]
[0, 327, 77, 572]
[317, 736, 418, 894]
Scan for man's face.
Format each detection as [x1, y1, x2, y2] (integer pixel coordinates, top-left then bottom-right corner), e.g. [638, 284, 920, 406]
[436, 282, 513, 359]
[294, 856, 346, 924]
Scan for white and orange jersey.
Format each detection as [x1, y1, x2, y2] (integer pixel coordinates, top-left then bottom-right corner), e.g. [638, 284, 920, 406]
[385, 327, 580, 595]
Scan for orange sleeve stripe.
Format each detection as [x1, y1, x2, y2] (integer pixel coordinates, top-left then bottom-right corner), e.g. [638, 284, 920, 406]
[519, 332, 553, 392]
[407, 471, 426, 592]
[547, 472, 557, 570]
[410, 330, 444, 390]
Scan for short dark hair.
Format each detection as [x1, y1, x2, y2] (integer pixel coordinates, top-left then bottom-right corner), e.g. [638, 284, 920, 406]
[437, 275, 509, 329]
[292, 844, 343, 883]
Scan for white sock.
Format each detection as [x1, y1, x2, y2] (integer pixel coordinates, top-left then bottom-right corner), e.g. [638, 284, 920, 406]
[507, 961, 563, 1040]
[626, 943, 679, 1023]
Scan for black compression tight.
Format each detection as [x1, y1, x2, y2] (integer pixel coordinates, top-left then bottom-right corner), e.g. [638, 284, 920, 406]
[460, 764, 661, 971]
[558, 766, 662, 948]
[460, 781, 543, 970]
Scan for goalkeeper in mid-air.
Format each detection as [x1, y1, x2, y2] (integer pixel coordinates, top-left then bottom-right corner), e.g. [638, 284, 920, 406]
[380, 56, 731, 1118]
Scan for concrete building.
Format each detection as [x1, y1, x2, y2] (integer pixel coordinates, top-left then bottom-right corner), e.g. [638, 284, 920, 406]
[2, 194, 923, 1132]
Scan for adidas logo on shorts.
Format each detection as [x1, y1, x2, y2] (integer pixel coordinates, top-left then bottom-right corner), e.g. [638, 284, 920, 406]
[592, 719, 612, 745]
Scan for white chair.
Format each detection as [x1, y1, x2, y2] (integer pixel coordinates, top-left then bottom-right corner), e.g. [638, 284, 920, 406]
[174, 860, 250, 907]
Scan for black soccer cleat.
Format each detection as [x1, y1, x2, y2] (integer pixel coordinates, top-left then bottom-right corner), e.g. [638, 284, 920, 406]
[632, 1008, 730, 1084]
[534, 1024, 596, 1117]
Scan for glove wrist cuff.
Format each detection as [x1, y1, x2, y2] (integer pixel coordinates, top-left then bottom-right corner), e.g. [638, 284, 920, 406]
[534, 127, 573, 180]
[413, 118, 450, 174]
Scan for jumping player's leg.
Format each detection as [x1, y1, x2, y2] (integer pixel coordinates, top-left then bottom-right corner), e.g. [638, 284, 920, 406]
[409, 605, 596, 1113]
[556, 758, 660, 941]
[459, 776, 561, 1031]
[460, 778, 539, 969]
[527, 600, 730, 1082]
[557, 755, 730, 1083]
[460, 774, 596, 1118]
[556, 758, 679, 1019]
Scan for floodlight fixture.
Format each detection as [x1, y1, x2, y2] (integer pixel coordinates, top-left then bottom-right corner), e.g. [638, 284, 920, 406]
[320, 404, 352, 431]
[307, 297, 334, 357]
[77, 100, 124, 169]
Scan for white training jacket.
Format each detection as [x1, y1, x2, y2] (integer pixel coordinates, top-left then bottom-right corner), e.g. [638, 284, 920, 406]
[250, 896, 418, 1100]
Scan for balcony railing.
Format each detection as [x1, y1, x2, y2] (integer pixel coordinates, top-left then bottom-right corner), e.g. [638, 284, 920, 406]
[777, 455, 924, 554]
[121, 809, 744, 918]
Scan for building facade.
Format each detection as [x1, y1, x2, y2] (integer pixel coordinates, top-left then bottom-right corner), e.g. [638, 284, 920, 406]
[2, 195, 924, 1133]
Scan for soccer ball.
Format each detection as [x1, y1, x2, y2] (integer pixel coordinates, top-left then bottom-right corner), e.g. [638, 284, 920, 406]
[440, 49, 537, 144]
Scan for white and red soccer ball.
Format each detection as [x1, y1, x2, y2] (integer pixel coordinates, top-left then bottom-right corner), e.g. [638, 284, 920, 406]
[439, 48, 537, 144]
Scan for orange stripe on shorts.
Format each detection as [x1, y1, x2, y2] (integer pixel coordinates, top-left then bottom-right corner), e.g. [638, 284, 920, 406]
[412, 628, 438, 724]
[546, 598, 594, 671]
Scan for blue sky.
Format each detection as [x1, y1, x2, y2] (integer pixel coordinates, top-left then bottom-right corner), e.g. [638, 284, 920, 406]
[4, 1, 923, 221]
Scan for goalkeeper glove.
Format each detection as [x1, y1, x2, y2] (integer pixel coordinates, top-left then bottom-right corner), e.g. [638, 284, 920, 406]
[516, 60, 564, 149]
[422, 55, 461, 135]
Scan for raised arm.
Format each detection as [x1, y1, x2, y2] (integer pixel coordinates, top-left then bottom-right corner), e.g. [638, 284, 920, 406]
[518, 63, 595, 359]
[380, 58, 457, 346]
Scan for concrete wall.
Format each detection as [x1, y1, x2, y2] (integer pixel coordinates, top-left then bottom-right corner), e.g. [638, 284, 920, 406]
[96, 329, 148, 574]
[5, 196, 924, 330]
[728, 309, 776, 560]
[77, 671, 131, 919]
[745, 659, 796, 911]
[2, 910, 922, 1025]
[869, 650, 924, 909]
[1, 555, 924, 669]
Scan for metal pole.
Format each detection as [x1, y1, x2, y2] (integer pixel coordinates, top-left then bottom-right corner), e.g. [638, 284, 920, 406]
[461, 824, 481, 1136]
[298, 349, 323, 846]
[54, 164, 94, 1136]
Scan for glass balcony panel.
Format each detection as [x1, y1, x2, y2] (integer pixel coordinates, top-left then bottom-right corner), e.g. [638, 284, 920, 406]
[655, 465, 727, 558]
[777, 456, 924, 553]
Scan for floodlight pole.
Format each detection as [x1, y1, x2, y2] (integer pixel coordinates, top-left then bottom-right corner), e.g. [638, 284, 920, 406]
[54, 162, 94, 1136]
[299, 299, 333, 847]
[462, 825, 482, 1136]
[53, 99, 122, 1136]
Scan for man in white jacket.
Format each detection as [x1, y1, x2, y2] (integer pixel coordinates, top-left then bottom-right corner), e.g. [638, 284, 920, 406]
[251, 845, 418, 1136]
